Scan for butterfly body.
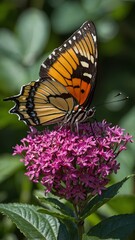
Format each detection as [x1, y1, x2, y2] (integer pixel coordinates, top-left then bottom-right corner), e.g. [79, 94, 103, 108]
[63, 105, 96, 126]
[4, 21, 98, 127]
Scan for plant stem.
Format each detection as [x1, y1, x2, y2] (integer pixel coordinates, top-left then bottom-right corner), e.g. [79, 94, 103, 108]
[73, 203, 85, 239]
[77, 220, 84, 240]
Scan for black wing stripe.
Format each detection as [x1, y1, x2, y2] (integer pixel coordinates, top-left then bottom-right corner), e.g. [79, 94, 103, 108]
[78, 40, 86, 56]
[49, 65, 69, 86]
[81, 38, 90, 60]
[43, 81, 72, 111]
[87, 33, 94, 54]
[61, 51, 76, 71]
[42, 83, 71, 111]
[67, 49, 78, 66]
[84, 34, 92, 56]
[57, 58, 72, 75]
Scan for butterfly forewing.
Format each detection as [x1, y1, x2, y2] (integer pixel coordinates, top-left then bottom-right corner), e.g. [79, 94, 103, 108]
[40, 21, 98, 107]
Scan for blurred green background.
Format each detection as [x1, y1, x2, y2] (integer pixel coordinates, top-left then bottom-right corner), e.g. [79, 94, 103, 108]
[0, 0, 135, 239]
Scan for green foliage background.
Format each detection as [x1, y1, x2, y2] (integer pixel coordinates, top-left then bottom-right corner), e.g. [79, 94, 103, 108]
[0, 0, 135, 239]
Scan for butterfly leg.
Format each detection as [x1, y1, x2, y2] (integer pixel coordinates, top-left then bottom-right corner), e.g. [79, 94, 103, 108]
[58, 121, 65, 130]
[74, 119, 79, 134]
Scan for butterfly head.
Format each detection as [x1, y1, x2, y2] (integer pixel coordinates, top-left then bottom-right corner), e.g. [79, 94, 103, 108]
[86, 106, 96, 119]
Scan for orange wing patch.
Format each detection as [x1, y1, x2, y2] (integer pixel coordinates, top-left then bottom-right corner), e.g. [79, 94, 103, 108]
[67, 48, 79, 66]
[80, 81, 91, 105]
[40, 21, 97, 108]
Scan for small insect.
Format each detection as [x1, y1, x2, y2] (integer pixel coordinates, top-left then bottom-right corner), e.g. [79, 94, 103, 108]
[4, 21, 98, 128]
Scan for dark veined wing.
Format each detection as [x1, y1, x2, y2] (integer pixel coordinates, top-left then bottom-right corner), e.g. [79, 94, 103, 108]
[4, 79, 74, 126]
[40, 21, 98, 108]
[4, 21, 98, 126]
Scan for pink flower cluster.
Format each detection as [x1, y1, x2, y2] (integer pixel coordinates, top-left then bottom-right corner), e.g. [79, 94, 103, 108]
[13, 120, 132, 204]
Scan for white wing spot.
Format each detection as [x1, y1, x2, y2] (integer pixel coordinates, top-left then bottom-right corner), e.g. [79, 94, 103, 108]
[69, 40, 72, 44]
[52, 51, 55, 55]
[90, 55, 94, 64]
[73, 36, 76, 40]
[59, 47, 62, 51]
[49, 55, 52, 59]
[41, 63, 46, 68]
[92, 33, 96, 42]
[81, 61, 89, 68]
[64, 44, 67, 47]
[83, 72, 92, 78]
[78, 30, 81, 35]
[73, 46, 78, 54]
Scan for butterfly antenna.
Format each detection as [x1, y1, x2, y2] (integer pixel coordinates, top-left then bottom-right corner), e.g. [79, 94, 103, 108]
[95, 92, 129, 108]
[114, 92, 122, 97]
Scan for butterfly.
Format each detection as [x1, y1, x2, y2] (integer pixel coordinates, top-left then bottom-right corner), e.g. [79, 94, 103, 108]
[4, 21, 98, 128]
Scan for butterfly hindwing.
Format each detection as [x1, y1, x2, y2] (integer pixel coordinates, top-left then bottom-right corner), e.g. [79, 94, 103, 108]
[7, 79, 74, 126]
[40, 21, 98, 107]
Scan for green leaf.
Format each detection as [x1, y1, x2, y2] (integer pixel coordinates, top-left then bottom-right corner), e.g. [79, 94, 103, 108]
[0, 104, 16, 127]
[120, 107, 135, 157]
[0, 203, 60, 240]
[82, 0, 102, 18]
[38, 207, 75, 222]
[112, 109, 135, 194]
[83, 234, 103, 240]
[97, 19, 119, 41]
[82, 0, 126, 18]
[108, 195, 135, 214]
[58, 222, 70, 240]
[38, 197, 75, 217]
[88, 214, 135, 239]
[0, 29, 22, 60]
[80, 175, 134, 219]
[0, 155, 23, 183]
[16, 8, 50, 65]
[51, 2, 86, 34]
[36, 195, 78, 239]
[28, 53, 49, 80]
[0, 56, 29, 92]
[38, 208, 79, 239]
